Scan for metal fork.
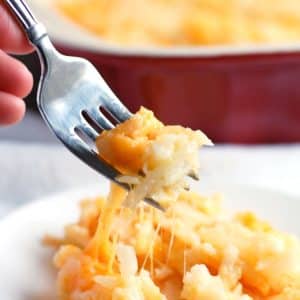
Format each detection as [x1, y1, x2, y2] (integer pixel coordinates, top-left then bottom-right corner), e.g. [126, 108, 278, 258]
[5, 0, 163, 210]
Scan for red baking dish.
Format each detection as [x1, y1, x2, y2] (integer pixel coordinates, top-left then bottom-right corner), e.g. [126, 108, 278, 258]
[29, 0, 300, 143]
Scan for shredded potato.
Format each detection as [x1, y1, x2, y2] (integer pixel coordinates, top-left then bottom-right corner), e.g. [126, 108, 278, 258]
[97, 107, 212, 207]
[49, 107, 300, 299]
[58, 0, 300, 46]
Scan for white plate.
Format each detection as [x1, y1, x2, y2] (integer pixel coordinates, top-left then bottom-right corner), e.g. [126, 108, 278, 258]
[0, 182, 298, 299]
[27, 0, 300, 57]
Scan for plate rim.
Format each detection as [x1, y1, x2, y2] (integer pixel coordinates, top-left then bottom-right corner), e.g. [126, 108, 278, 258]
[0, 182, 298, 229]
[0, 184, 104, 231]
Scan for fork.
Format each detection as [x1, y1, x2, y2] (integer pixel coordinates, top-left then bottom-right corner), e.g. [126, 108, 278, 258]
[5, 0, 163, 210]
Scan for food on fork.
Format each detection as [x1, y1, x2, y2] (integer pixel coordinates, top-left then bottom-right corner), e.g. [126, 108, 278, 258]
[47, 108, 300, 300]
[96, 107, 212, 208]
[58, 0, 300, 47]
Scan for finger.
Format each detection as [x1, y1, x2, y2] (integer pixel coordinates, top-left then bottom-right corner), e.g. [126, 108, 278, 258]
[0, 91, 25, 125]
[0, 2, 33, 54]
[0, 50, 33, 98]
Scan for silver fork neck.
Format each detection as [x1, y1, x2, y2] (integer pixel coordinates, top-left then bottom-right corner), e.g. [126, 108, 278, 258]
[5, 0, 48, 45]
[5, 0, 58, 80]
[5, 0, 37, 29]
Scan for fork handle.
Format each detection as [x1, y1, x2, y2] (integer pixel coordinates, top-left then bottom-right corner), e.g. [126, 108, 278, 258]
[4, 0, 48, 46]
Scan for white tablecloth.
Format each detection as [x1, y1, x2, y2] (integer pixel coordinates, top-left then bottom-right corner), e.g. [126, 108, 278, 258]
[1, 142, 300, 218]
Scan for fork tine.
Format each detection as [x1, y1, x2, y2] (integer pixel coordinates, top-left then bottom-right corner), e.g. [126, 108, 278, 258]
[89, 107, 114, 130]
[103, 98, 132, 123]
[144, 198, 166, 211]
[77, 122, 99, 141]
[66, 135, 165, 211]
[68, 134, 121, 180]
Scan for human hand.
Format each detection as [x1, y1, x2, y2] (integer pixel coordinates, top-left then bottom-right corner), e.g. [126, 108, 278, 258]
[0, 2, 33, 125]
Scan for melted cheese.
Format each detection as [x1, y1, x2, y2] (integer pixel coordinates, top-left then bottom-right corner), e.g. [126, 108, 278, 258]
[51, 108, 300, 300]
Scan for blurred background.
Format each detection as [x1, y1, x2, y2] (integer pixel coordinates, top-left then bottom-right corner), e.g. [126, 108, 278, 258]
[2, 0, 300, 144]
